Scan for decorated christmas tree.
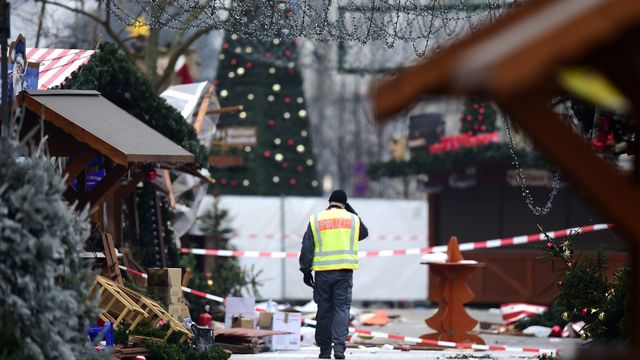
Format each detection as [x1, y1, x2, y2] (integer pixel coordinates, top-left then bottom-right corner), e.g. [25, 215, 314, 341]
[211, 25, 320, 195]
[460, 97, 498, 135]
[535, 230, 630, 341]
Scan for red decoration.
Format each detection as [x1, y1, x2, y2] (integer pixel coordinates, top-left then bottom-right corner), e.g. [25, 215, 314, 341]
[283, 49, 292, 58]
[222, 43, 229, 49]
[284, 96, 291, 104]
[146, 170, 158, 181]
[220, 178, 227, 185]
[197, 311, 213, 328]
[176, 63, 193, 84]
[466, 115, 472, 121]
[289, 178, 297, 185]
[265, 51, 272, 58]
[428, 132, 502, 154]
[213, 79, 220, 86]
[479, 107, 485, 113]
[477, 115, 483, 121]
[296, 165, 304, 173]
[230, 58, 238, 65]
[567, 261, 573, 269]
[558, 280, 564, 286]
[246, 61, 254, 69]
[550, 325, 562, 337]
[267, 119, 276, 127]
[263, 150, 271, 158]
[286, 10, 293, 17]
[287, 138, 295, 146]
[281, 162, 289, 169]
[582, 307, 590, 319]
[231, 179, 238, 187]
[480, 125, 487, 131]
[287, 67, 295, 75]
[546, 242, 555, 250]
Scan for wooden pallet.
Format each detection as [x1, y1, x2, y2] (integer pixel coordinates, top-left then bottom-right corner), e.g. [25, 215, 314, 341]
[89, 275, 148, 329]
[119, 285, 192, 343]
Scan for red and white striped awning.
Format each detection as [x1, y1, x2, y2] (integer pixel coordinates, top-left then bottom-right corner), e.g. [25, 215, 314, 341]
[26, 48, 95, 90]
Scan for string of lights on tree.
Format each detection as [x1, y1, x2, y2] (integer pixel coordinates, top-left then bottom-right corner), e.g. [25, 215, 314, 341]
[107, 0, 514, 57]
[211, 28, 321, 196]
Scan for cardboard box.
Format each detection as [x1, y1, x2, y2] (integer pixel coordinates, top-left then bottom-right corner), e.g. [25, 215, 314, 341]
[257, 312, 273, 329]
[147, 286, 183, 305]
[267, 312, 301, 350]
[224, 297, 256, 329]
[147, 268, 182, 287]
[168, 303, 190, 321]
[231, 315, 255, 329]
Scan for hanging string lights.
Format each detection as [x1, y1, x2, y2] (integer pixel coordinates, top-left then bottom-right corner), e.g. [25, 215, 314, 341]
[107, 0, 514, 57]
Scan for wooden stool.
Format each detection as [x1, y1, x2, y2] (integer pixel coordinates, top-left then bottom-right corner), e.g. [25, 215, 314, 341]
[421, 236, 485, 344]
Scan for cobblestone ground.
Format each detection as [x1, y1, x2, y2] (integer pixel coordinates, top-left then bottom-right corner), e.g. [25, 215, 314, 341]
[231, 308, 582, 359]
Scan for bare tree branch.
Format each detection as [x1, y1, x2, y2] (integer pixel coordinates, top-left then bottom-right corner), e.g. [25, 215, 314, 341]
[43, 0, 133, 62]
[154, 25, 214, 90]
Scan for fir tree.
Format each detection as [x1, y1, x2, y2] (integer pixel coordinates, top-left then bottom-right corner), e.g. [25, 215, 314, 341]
[460, 97, 498, 135]
[211, 14, 320, 195]
[539, 231, 630, 341]
[0, 122, 95, 359]
[182, 197, 248, 317]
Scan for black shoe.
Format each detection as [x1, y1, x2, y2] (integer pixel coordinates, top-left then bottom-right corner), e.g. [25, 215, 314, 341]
[319, 351, 331, 359]
[334, 352, 345, 359]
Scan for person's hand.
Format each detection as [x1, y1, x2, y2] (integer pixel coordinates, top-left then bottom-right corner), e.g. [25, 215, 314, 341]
[345, 202, 357, 215]
[303, 271, 315, 288]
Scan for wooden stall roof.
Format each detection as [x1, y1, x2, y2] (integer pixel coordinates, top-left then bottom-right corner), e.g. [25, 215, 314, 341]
[374, 0, 640, 119]
[18, 90, 195, 165]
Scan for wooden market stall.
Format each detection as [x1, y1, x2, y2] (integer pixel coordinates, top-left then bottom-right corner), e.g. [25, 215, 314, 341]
[16, 89, 196, 276]
[373, 0, 640, 356]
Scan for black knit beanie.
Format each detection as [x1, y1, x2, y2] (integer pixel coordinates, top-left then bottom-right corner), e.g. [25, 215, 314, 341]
[328, 189, 348, 205]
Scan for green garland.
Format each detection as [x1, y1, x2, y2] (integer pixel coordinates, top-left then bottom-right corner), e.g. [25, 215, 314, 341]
[367, 143, 550, 179]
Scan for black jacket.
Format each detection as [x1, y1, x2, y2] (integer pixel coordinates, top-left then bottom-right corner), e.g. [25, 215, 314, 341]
[299, 205, 368, 273]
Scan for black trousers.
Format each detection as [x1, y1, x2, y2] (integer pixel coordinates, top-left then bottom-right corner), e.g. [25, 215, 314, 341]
[313, 270, 353, 353]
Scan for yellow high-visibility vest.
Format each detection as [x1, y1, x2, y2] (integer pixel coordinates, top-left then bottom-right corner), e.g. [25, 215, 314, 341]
[309, 208, 360, 271]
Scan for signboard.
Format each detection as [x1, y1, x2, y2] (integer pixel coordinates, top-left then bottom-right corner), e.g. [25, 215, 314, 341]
[5, 34, 39, 101]
[213, 126, 257, 147]
[408, 113, 444, 156]
[506, 169, 555, 187]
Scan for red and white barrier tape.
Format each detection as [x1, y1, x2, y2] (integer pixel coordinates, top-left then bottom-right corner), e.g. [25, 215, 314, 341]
[232, 233, 425, 242]
[119, 265, 148, 279]
[118, 267, 559, 355]
[181, 286, 225, 303]
[303, 318, 557, 355]
[181, 223, 614, 258]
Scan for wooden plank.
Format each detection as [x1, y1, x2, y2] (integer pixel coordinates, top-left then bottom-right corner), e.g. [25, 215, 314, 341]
[496, 91, 640, 244]
[206, 104, 244, 115]
[154, 191, 167, 268]
[193, 84, 215, 132]
[162, 169, 176, 208]
[62, 148, 98, 185]
[86, 164, 131, 212]
[103, 233, 124, 286]
[114, 170, 146, 204]
[182, 268, 192, 287]
[122, 248, 146, 289]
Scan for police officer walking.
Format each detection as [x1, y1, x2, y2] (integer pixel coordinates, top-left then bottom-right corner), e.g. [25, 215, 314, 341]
[299, 190, 368, 359]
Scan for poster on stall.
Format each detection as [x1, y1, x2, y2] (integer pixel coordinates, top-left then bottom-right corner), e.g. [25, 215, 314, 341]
[4, 34, 39, 102]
